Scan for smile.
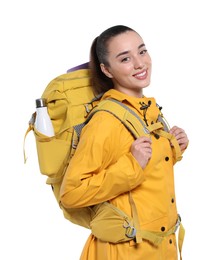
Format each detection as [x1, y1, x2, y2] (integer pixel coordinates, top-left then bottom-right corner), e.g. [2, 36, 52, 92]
[133, 70, 147, 80]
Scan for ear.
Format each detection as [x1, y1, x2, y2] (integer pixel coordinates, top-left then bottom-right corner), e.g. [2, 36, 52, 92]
[100, 63, 113, 78]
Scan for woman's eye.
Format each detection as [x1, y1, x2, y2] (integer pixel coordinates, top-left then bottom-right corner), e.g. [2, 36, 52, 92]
[121, 57, 130, 63]
[140, 49, 147, 55]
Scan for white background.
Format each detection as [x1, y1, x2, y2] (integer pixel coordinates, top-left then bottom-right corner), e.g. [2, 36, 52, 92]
[1, 0, 213, 259]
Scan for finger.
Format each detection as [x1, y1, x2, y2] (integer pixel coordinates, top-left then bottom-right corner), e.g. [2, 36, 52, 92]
[170, 127, 186, 139]
[134, 136, 152, 144]
[169, 126, 178, 135]
[179, 142, 188, 151]
[134, 143, 152, 152]
[174, 132, 186, 141]
[170, 126, 181, 135]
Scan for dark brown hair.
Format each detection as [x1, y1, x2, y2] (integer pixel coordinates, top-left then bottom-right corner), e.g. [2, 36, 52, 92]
[89, 25, 135, 95]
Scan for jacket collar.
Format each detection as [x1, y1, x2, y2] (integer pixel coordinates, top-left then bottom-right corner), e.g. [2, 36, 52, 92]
[101, 89, 161, 125]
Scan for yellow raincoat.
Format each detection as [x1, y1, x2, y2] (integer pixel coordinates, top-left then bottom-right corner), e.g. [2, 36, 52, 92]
[60, 89, 186, 260]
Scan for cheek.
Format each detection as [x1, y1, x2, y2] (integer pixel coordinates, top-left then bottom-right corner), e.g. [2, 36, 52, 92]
[146, 60, 152, 77]
[120, 64, 134, 75]
[146, 56, 152, 67]
[110, 65, 132, 78]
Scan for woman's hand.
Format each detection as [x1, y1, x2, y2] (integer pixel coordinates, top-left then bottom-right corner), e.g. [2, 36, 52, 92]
[130, 136, 152, 169]
[170, 126, 189, 152]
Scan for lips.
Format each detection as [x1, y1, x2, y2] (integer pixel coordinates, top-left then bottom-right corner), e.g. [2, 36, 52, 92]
[133, 69, 147, 80]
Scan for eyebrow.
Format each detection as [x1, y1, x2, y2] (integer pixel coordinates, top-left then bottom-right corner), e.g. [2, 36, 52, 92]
[115, 43, 145, 58]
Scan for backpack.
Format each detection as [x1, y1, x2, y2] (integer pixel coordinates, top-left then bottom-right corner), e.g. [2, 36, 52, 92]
[23, 64, 145, 227]
[24, 64, 184, 251]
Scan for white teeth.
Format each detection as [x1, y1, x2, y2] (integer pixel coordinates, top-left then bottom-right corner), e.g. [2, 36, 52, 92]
[136, 71, 146, 77]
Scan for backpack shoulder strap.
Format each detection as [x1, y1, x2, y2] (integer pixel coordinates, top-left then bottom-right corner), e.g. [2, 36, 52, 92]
[87, 98, 150, 139]
[90, 99, 182, 161]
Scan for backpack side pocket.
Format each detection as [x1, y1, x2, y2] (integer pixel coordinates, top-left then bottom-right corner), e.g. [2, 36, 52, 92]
[34, 128, 72, 178]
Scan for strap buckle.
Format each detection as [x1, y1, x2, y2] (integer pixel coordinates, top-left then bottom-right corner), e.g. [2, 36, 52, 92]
[123, 221, 137, 238]
[174, 214, 181, 233]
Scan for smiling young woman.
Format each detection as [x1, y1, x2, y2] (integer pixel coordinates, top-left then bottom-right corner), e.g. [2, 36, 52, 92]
[100, 31, 152, 97]
[60, 25, 189, 260]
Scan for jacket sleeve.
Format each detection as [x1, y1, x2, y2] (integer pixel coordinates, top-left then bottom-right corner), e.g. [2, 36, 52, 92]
[60, 111, 145, 208]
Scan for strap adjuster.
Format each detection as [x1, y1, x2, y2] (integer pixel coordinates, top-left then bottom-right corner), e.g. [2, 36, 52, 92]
[174, 214, 181, 233]
[123, 221, 137, 238]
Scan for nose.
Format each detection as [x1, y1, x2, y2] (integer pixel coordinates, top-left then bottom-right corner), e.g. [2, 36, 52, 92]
[133, 56, 143, 69]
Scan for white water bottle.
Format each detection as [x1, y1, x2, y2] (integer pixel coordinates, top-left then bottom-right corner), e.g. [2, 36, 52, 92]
[34, 98, 55, 137]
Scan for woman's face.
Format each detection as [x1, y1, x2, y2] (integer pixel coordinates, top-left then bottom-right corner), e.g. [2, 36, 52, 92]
[101, 30, 152, 97]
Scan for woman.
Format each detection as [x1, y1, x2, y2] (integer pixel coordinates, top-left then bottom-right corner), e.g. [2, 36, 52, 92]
[60, 25, 189, 260]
